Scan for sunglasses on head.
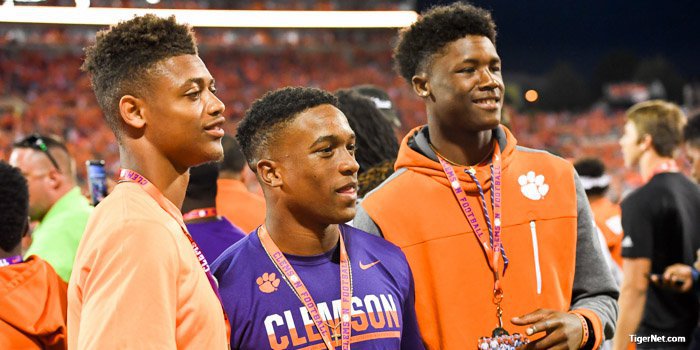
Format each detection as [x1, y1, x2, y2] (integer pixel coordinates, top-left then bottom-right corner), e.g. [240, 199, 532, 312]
[21, 134, 62, 173]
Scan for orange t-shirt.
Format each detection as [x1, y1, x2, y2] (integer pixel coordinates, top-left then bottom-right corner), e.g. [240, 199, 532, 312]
[216, 179, 266, 233]
[68, 182, 227, 349]
[590, 197, 624, 268]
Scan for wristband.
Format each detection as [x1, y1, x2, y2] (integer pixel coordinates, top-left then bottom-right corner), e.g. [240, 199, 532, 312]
[569, 312, 589, 349]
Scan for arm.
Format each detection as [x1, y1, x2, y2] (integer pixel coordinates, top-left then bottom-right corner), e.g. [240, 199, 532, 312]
[612, 258, 651, 350]
[75, 221, 179, 349]
[569, 172, 620, 347]
[400, 265, 425, 350]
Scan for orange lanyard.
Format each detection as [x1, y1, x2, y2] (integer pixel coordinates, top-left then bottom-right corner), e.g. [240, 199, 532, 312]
[183, 207, 217, 221]
[118, 169, 231, 341]
[258, 225, 353, 349]
[434, 144, 508, 326]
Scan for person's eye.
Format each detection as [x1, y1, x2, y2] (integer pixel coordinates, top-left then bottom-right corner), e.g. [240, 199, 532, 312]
[459, 67, 476, 74]
[347, 144, 356, 154]
[318, 146, 333, 155]
[491, 65, 501, 73]
[187, 91, 201, 100]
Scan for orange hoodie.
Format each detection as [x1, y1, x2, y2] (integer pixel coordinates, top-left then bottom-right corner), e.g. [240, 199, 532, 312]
[355, 125, 618, 349]
[589, 197, 624, 268]
[0, 256, 67, 349]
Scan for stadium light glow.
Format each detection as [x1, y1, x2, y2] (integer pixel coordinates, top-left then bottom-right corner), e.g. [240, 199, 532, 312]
[0, 6, 418, 28]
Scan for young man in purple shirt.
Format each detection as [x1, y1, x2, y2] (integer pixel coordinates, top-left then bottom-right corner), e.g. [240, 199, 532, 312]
[212, 87, 424, 349]
[183, 162, 246, 262]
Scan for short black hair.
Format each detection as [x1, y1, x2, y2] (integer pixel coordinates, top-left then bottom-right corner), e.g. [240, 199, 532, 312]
[82, 14, 198, 139]
[394, 2, 497, 83]
[236, 86, 338, 170]
[335, 89, 398, 173]
[185, 161, 219, 202]
[221, 135, 247, 173]
[684, 111, 700, 148]
[0, 162, 29, 252]
[574, 157, 609, 196]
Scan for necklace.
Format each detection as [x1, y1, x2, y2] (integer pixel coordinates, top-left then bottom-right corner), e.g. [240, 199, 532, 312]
[429, 142, 494, 168]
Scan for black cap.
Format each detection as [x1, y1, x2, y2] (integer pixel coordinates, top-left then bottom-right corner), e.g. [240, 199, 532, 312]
[352, 84, 401, 128]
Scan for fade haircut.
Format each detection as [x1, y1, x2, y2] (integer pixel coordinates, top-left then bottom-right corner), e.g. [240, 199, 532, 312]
[236, 87, 338, 171]
[626, 100, 686, 157]
[684, 111, 700, 148]
[82, 14, 198, 139]
[394, 2, 497, 83]
[335, 89, 398, 173]
[0, 162, 29, 252]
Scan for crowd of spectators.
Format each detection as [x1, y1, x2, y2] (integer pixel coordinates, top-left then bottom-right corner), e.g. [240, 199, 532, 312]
[8, 0, 410, 10]
[0, 26, 667, 202]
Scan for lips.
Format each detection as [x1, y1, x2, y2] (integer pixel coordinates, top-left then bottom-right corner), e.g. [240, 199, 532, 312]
[203, 117, 226, 138]
[336, 182, 358, 199]
[472, 96, 501, 110]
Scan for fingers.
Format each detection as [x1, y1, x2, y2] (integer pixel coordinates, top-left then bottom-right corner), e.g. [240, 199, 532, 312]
[511, 308, 553, 326]
[521, 330, 567, 350]
[526, 318, 560, 336]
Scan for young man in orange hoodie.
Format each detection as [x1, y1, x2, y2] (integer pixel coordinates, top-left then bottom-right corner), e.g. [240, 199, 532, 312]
[0, 161, 67, 349]
[354, 3, 618, 349]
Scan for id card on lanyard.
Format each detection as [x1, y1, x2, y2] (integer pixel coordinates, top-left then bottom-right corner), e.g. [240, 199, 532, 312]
[118, 169, 231, 342]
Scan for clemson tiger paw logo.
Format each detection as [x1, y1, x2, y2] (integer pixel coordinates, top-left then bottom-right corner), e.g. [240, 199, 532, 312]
[257, 272, 281, 293]
[518, 171, 549, 200]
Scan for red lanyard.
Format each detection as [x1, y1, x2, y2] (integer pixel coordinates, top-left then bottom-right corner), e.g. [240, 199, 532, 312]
[183, 207, 217, 221]
[258, 225, 353, 350]
[434, 144, 508, 325]
[645, 159, 680, 182]
[0, 255, 22, 267]
[118, 169, 230, 341]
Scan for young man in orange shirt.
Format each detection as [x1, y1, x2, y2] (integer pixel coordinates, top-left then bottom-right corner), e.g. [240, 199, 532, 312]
[354, 3, 618, 349]
[68, 15, 228, 348]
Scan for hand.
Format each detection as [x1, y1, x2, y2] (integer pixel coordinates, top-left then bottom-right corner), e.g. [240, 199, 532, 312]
[511, 309, 583, 350]
[650, 264, 693, 292]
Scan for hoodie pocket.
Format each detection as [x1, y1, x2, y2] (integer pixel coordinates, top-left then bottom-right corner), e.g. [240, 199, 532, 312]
[530, 220, 542, 294]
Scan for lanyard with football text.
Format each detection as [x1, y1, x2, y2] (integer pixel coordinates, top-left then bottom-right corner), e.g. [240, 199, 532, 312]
[0, 255, 23, 267]
[258, 225, 353, 350]
[434, 143, 510, 330]
[118, 169, 231, 341]
[183, 207, 218, 221]
[645, 159, 680, 182]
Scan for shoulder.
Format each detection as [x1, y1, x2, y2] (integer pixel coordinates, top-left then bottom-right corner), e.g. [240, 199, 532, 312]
[212, 233, 259, 277]
[343, 225, 408, 265]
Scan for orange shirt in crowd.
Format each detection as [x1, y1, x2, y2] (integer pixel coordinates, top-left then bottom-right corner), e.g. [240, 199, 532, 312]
[590, 196, 624, 268]
[216, 178, 266, 233]
[68, 182, 227, 349]
[0, 256, 67, 349]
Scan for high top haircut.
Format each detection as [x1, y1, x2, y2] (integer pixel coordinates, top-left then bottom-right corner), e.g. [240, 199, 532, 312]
[0, 162, 29, 252]
[335, 89, 398, 173]
[574, 158, 609, 196]
[626, 100, 687, 157]
[185, 161, 219, 203]
[684, 111, 700, 148]
[393, 2, 497, 84]
[82, 14, 198, 139]
[236, 86, 338, 171]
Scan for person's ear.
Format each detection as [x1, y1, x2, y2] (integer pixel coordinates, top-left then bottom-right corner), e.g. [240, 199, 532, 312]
[412, 73, 431, 99]
[639, 134, 653, 151]
[257, 159, 283, 188]
[45, 167, 63, 190]
[119, 95, 147, 129]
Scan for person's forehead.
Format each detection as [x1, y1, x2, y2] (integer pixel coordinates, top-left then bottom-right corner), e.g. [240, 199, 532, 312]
[151, 54, 212, 86]
[292, 104, 351, 132]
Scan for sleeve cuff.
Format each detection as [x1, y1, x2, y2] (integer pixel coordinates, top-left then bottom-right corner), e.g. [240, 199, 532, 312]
[570, 309, 603, 350]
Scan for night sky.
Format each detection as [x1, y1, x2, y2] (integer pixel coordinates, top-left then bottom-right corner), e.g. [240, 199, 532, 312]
[417, 0, 700, 79]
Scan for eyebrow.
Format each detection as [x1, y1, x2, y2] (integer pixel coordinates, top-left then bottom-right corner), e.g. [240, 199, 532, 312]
[180, 77, 215, 89]
[309, 133, 355, 149]
[461, 57, 501, 65]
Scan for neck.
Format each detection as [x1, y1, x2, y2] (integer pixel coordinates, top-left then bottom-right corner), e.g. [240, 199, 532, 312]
[219, 171, 242, 181]
[428, 121, 495, 166]
[639, 150, 672, 181]
[119, 145, 189, 209]
[0, 246, 22, 260]
[264, 210, 340, 256]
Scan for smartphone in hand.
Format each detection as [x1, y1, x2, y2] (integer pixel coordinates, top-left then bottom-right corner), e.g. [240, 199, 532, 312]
[86, 160, 108, 206]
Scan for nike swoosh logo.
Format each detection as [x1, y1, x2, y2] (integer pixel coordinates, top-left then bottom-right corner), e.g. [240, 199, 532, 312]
[359, 260, 381, 270]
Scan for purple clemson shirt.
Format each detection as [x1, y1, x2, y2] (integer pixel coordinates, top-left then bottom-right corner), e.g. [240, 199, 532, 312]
[186, 217, 246, 263]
